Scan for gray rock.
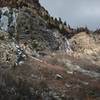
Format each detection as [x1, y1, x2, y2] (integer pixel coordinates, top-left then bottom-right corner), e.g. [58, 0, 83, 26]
[55, 74, 63, 80]
[0, 6, 72, 53]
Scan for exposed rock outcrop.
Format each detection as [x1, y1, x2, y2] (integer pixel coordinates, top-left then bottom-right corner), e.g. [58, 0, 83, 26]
[0, 6, 72, 53]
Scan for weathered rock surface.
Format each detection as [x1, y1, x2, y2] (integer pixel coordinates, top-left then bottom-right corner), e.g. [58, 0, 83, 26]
[0, 6, 72, 52]
[0, 0, 100, 100]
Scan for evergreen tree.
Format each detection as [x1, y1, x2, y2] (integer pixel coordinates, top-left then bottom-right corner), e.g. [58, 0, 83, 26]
[64, 21, 67, 26]
[59, 17, 62, 24]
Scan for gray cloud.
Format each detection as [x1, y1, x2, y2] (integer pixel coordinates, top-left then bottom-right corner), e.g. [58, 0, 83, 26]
[40, 0, 100, 30]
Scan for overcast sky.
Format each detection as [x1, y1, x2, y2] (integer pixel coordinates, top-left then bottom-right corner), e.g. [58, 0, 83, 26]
[40, 0, 100, 30]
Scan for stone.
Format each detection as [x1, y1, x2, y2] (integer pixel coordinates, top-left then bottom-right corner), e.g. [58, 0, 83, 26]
[55, 74, 63, 80]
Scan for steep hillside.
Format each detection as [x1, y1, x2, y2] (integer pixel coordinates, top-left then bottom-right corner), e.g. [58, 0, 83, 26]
[0, 0, 100, 100]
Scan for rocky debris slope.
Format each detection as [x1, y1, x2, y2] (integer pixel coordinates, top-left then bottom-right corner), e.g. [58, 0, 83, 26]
[0, 31, 22, 65]
[70, 32, 100, 55]
[0, 49, 100, 100]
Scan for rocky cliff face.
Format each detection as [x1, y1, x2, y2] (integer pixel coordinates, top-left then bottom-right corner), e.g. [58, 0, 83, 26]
[0, 0, 72, 52]
[0, 0, 73, 68]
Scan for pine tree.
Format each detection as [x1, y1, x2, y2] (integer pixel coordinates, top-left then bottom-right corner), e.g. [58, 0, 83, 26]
[64, 21, 67, 26]
[59, 17, 62, 24]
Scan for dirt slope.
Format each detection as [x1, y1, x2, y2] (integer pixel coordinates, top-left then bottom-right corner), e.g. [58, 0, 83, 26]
[0, 53, 100, 100]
